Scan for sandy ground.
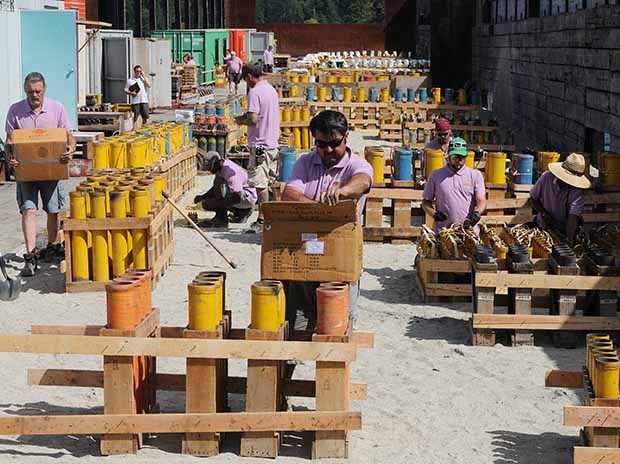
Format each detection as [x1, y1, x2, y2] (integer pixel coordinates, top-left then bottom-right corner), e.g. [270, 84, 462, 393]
[0, 128, 585, 463]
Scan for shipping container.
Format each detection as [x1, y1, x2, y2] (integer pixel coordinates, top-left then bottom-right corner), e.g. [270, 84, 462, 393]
[87, 29, 133, 103]
[0, 10, 25, 141]
[63, 0, 85, 19]
[13, 0, 64, 10]
[249, 31, 275, 64]
[152, 29, 229, 84]
[133, 38, 172, 109]
[229, 29, 247, 63]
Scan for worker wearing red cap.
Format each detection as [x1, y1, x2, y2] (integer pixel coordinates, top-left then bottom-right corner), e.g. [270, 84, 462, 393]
[425, 117, 452, 157]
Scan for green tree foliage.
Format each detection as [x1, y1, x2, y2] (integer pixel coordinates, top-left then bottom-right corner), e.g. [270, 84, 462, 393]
[256, 0, 383, 23]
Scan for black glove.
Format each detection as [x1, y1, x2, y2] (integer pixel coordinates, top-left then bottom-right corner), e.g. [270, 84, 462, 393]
[434, 210, 448, 222]
[193, 194, 204, 204]
[464, 211, 481, 228]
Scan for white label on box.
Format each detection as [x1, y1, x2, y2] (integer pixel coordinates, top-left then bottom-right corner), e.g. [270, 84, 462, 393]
[305, 241, 324, 255]
[301, 233, 318, 242]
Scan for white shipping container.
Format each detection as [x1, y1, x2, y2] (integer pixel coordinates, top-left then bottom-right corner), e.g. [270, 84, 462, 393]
[0, 10, 23, 141]
[87, 29, 133, 103]
[249, 31, 275, 64]
[133, 38, 172, 109]
[13, 0, 63, 10]
[77, 23, 89, 106]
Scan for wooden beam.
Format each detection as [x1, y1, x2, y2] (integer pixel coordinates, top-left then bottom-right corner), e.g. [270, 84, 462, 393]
[474, 314, 620, 331]
[544, 370, 583, 389]
[27, 369, 367, 400]
[564, 406, 620, 427]
[0, 411, 362, 435]
[367, 188, 424, 200]
[475, 273, 620, 291]
[0, 334, 356, 362]
[419, 259, 470, 272]
[573, 446, 620, 463]
[363, 227, 421, 239]
[479, 214, 534, 225]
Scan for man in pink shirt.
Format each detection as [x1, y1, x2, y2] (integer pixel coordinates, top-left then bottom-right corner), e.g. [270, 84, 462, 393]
[4, 72, 75, 276]
[422, 137, 486, 233]
[263, 45, 274, 74]
[281, 110, 373, 332]
[193, 151, 257, 228]
[227, 51, 243, 94]
[236, 62, 280, 233]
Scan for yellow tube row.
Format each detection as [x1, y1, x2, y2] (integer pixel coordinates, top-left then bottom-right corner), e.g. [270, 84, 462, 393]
[586, 333, 620, 399]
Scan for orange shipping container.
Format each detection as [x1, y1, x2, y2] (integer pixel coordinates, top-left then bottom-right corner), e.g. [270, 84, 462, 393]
[64, 0, 86, 19]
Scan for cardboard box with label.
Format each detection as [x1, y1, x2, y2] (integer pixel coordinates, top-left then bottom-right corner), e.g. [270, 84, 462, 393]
[261, 200, 363, 282]
[10, 128, 69, 182]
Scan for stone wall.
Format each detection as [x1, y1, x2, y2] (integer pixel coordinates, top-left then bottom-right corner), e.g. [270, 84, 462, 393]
[475, 5, 620, 151]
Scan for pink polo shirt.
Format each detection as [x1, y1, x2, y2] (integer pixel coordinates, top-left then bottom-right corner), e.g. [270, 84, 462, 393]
[228, 56, 242, 74]
[423, 164, 486, 232]
[219, 159, 257, 204]
[5, 97, 72, 134]
[530, 171, 584, 230]
[247, 80, 279, 149]
[285, 148, 374, 209]
[263, 49, 274, 65]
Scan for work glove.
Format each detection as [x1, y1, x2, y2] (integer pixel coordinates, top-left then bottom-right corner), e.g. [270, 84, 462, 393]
[463, 211, 481, 228]
[434, 210, 448, 222]
[193, 194, 205, 204]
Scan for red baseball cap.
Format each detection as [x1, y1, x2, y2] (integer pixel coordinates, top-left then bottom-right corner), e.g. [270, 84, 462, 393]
[435, 118, 451, 132]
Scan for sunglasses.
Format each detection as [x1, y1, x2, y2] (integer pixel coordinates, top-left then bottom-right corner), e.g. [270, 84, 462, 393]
[438, 132, 451, 137]
[315, 135, 346, 149]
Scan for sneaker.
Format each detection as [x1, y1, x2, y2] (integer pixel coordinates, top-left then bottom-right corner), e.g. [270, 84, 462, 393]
[245, 219, 264, 234]
[54, 242, 65, 261]
[229, 208, 253, 224]
[40, 243, 55, 263]
[21, 253, 38, 277]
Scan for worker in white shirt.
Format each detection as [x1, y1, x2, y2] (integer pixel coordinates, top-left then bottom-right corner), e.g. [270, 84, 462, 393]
[125, 64, 151, 126]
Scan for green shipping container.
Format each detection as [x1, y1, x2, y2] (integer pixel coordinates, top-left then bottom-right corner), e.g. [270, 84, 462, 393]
[152, 29, 230, 84]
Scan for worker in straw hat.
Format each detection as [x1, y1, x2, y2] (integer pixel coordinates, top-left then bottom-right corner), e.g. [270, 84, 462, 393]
[529, 152, 591, 244]
[422, 137, 486, 233]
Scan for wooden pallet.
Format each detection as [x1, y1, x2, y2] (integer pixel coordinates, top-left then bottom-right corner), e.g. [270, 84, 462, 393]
[15, 316, 374, 458]
[378, 123, 401, 141]
[416, 257, 471, 300]
[63, 201, 174, 293]
[154, 144, 197, 201]
[363, 187, 424, 244]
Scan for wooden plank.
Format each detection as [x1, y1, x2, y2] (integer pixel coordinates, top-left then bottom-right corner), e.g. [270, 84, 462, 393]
[583, 212, 620, 223]
[64, 217, 151, 231]
[367, 188, 424, 200]
[363, 227, 421, 239]
[573, 446, 620, 464]
[565, 406, 620, 427]
[419, 259, 471, 273]
[27, 369, 367, 400]
[485, 198, 530, 209]
[423, 283, 472, 296]
[0, 334, 357, 362]
[0, 411, 362, 435]
[473, 314, 620, 331]
[479, 214, 534, 225]
[544, 370, 583, 388]
[475, 273, 620, 291]
[584, 192, 620, 205]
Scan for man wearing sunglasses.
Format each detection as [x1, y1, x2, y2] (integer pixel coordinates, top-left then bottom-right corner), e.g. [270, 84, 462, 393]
[422, 137, 486, 233]
[280, 110, 373, 333]
[425, 117, 452, 159]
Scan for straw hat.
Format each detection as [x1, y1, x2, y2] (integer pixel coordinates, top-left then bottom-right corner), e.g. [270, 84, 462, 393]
[548, 153, 591, 189]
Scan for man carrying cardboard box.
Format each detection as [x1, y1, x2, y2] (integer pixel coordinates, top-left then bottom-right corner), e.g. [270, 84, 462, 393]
[280, 110, 373, 330]
[4, 72, 75, 276]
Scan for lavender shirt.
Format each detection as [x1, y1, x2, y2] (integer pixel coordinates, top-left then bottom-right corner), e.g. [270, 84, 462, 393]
[530, 171, 584, 229]
[228, 56, 242, 74]
[219, 159, 257, 204]
[263, 49, 274, 65]
[423, 165, 486, 232]
[5, 97, 72, 134]
[247, 80, 280, 149]
[285, 148, 374, 209]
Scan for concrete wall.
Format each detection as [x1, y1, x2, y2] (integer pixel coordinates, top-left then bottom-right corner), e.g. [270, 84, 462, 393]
[257, 23, 385, 56]
[475, 5, 620, 151]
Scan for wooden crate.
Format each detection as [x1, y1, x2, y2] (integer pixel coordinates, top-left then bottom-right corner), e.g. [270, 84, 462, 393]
[310, 101, 388, 129]
[416, 257, 471, 300]
[363, 187, 424, 244]
[155, 144, 197, 201]
[63, 201, 174, 293]
[16, 317, 374, 458]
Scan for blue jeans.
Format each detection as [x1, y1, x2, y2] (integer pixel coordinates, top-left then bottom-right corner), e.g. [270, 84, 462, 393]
[16, 181, 65, 214]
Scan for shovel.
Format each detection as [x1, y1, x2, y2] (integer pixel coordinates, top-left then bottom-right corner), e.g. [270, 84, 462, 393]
[0, 253, 21, 301]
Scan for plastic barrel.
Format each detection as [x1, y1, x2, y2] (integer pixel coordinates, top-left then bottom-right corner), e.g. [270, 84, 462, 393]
[486, 152, 507, 184]
[343, 87, 352, 102]
[215, 105, 225, 117]
[431, 87, 441, 104]
[394, 87, 403, 103]
[206, 105, 216, 116]
[356, 86, 367, 103]
[364, 146, 385, 184]
[445, 88, 454, 103]
[368, 87, 378, 102]
[419, 88, 428, 103]
[466, 150, 475, 169]
[537, 151, 560, 174]
[317, 86, 327, 102]
[424, 148, 444, 178]
[512, 154, 534, 185]
[407, 88, 415, 102]
[394, 147, 413, 181]
[306, 86, 315, 102]
[331, 86, 341, 102]
[278, 147, 297, 182]
[457, 88, 468, 105]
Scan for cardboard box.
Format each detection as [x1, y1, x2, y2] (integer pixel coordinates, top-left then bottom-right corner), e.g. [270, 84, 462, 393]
[11, 128, 68, 182]
[261, 200, 363, 282]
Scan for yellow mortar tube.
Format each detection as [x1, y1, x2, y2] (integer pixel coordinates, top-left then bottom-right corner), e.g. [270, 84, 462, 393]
[110, 141, 126, 169]
[131, 189, 150, 270]
[93, 141, 111, 169]
[188, 282, 220, 330]
[251, 282, 281, 331]
[364, 146, 385, 184]
[259, 280, 286, 324]
[193, 277, 224, 323]
[595, 354, 620, 399]
[110, 191, 129, 277]
[69, 191, 89, 281]
[90, 191, 109, 282]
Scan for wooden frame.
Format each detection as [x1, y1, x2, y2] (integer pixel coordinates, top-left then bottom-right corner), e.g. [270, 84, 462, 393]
[154, 144, 197, 201]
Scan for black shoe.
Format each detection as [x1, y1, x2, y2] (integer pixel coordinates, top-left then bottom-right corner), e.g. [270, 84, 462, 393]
[198, 217, 229, 228]
[21, 253, 38, 277]
[54, 242, 65, 261]
[245, 219, 264, 234]
[229, 208, 253, 224]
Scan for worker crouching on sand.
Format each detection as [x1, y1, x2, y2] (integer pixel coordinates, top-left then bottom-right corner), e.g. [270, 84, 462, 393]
[281, 109, 373, 330]
[193, 151, 257, 228]
[530, 152, 590, 245]
[422, 137, 486, 233]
